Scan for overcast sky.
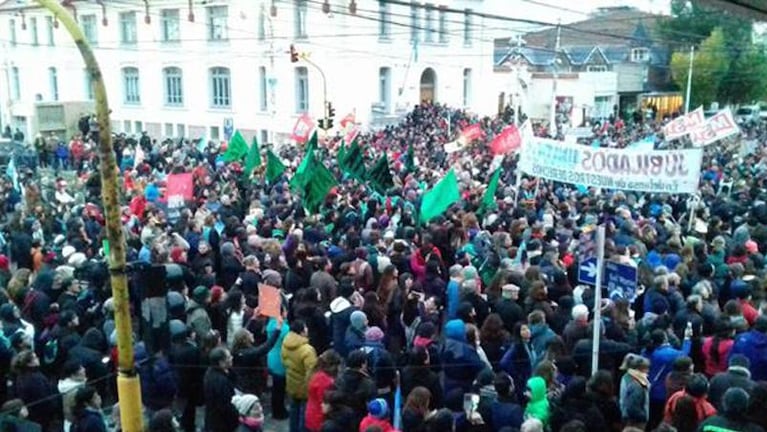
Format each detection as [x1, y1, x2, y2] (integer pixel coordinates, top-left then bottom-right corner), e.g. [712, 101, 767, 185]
[482, 0, 671, 25]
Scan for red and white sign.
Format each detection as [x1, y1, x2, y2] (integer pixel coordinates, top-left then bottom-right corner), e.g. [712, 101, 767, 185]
[490, 125, 522, 155]
[690, 108, 740, 147]
[663, 107, 705, 140]
[460, 123, 484, 142]
[165, 173, 194, 208]
[340, 112, 356, 130]
[291, 113, 315, 144]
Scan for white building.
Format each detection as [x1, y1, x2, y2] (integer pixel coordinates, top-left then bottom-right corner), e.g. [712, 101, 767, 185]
[0, 0, 498, 145]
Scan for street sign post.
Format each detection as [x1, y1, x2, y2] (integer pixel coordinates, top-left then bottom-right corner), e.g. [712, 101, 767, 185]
[223, 118, 234, 141]
[578, 256, 598, 285]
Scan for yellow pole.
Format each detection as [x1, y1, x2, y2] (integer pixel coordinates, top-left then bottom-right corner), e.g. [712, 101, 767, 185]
[33, 1, 143, 431]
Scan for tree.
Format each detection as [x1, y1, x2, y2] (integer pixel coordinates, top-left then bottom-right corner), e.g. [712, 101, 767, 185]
[718, 46, 767, 104]
[670, 28, 729, 108]
[657, 0, 751, 49]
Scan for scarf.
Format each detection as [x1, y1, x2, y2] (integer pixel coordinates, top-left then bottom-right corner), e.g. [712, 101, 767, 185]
[627, 368, 650, 388]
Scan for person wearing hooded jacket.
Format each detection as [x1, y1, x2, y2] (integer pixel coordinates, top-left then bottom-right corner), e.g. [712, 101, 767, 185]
[281, 319, 318, 432]
[343, 310, 368, 357]
[329, 278, 358, 358]
[729, 315, 767, 381]
[440, 319, 487, 395]
[524, 376, 550, 427]
[698, 388, 765, 432]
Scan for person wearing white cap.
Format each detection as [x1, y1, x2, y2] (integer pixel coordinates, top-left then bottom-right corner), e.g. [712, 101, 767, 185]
[231, 394, 264, 431]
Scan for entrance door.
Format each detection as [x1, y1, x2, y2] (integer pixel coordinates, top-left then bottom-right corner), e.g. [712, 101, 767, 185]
[419, 68, 437, 103]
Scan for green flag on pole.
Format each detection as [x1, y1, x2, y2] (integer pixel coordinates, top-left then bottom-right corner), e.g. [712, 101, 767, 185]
[368, 154, 394, 195]
[419, 169, 460, 224]
[479, 168, 501, 214]
[342, 138, 366, 182]
[305, 131, 318, 156]
[337, 141, 347, 170]
[265, 150, 286, 184]
[224, 130, 248, 162]
[299, 153, 338, 214]
[243, 137, 262, 179]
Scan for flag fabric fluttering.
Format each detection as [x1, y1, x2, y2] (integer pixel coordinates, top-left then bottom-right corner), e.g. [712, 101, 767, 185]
[337, 141, 347, 170]
[265, 150, 286, 184]
[223, 130, 248, 162]
[419, 169, 460, 224]
[342, 138, 366, 182]
[489, 125, 522, 155]
[480, 168, 501, 214]
[298, 153, 338, 213]
[243, 137, 262, 179]
[368, 154, 394, 195]
[291, 113, 315, 144]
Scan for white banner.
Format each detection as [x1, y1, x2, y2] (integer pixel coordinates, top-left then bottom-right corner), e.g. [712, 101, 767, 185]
[689, 108, 740, 147]
[519, 138, 703, 194]
[565, 127, 594, 138]
[663, 107, 705, 140]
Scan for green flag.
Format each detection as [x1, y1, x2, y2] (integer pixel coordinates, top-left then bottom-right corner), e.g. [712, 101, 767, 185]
[290, 150, 313, 192]
[480, 168, 501, 214]
[368, 154, 394, 195]
[302, 153, 338, 214]
[405, 142, 416, 173]
[419, 169, 460, 224]
[223, 130, 248, 162]
[265, 150, 286, 184]
[305, 131, 318, 156]
[337, 141, 347, 170]
[243, 137, 262, 179]
[343, 138, 366, 182]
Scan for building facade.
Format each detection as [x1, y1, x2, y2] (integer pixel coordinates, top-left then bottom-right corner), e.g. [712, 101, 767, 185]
[0, 0, 497, 144]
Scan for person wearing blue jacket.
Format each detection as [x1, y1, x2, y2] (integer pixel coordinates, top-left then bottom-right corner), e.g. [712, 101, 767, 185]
[440, 319, 487, 395]
[729, 315, 767, 381]
[643, 328, 691, 430]
[267, 316, 290, 420]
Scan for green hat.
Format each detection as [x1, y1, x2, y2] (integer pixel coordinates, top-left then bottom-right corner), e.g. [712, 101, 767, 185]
[192, 286, 210, 303]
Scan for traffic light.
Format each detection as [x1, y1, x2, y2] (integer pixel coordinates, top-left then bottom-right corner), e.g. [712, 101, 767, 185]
[326, 102, 336, 119]
[326, 118, 334, 129]
[318, 119, 326, 130]
[290, 45, 299, 63]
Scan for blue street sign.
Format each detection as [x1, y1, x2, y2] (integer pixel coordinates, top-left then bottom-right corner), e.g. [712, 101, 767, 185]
[223, 118, 234, 140]
[604, 261, 638, 301]
[578, 257, 598, 285]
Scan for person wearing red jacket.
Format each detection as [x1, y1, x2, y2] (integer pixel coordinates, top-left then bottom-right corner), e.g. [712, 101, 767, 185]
[663, 373, 717, 425]
[359, 398, 395, 432]
[305, 350, 342, 432]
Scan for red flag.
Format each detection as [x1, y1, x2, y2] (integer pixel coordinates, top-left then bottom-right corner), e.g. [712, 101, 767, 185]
[490, 125, 521, 155]
[340, 112, 355, 130]
[344, 126, 359, 145]
[291, 113, 315, 143]
[460, 123, 484, 142]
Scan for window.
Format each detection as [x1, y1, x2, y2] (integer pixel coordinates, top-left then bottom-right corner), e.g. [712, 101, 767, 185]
[259, 66, 268, 111]
[49, 67, 58, 101]
[463, 9, 473, 46]
[122, 67, 141, 104]
[207, 6, 228, 41]
[379, 67, 391, 112]
[119, 12, 137, 44]
[161, 9, 180, 42]
[84, 69, 94, 100]
[462, 68, 472, 107]
[379, 1, 390, 39]
[209, 67, 231, 108]
[30, 17, 38, 46]
[9, 19, 16, 46]
[210, 126, 221, 140]
[260, 130, 268, 146]
[163, 67, 184, 106]
[123, 120, 132, 134]
[424, 5, 434, 43]
[631, 48, 649, 62]
[410, 2, 419, 42]
[45, 16, 54, 46]
[81, 15, 97, 45]
[11, 67, 20, 100]
[258, 6, 266, 40]
[294, 0, 307, 39]
[438, 7, 448, 43]
[587, 65, 608, 72]
[176, 124, 185, 137]
[164, 123, 174, 137]
[295, 66, 309, 113]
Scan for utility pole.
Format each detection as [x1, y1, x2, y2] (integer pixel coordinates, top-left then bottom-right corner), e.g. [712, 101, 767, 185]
[591, 225, 606, 375]
[291, 46, 332, 131]
[34, 1, 143, 431]
[684, 45, 695, 114]
[550, 21, 561, 136]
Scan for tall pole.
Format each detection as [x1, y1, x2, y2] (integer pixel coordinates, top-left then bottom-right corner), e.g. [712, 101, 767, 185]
[591, 225, 606, 375]
[550, 21, 561, 136]
[34, 1, 143, 431]
[684, 45, 695, 114]
[300, 55, 328, 125]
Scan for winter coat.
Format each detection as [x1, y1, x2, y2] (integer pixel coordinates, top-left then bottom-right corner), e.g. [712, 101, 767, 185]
[401, 365, 442, 410]
[646, 339, 691, 402]
[281, 331, 318, 400]
[343, 325, 366, 357]
[330, 298, 356, 358]
[440, 320, 486, 394]
[698, 414, 765, 432]
[663, 390, 716, 425]
[359, 415, 394, 432]
[708, 367, 756, 411]
[702, 336, 734, 377]
[168, 339, 204, 405]
[266, 318, 289, 376]
[203, 367, 240, 432]
[137, 349, 178, 411]
[334, 368, 377, 425]
[524, 376, 550, 426]
[232, 328, 279, 394]
[619, 370, 649, 424]
[362, 341, 396, 392]
[14, 370, 59, 429]
[499, 341, 534, 402]
[71, 408, 106, 432]
[529, 323, 555, 367]
[305, 371, 334, 432]
[730, 329, 767, 381]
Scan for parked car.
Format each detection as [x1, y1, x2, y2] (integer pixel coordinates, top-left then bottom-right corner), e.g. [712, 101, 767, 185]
[735, 105, 760, 124]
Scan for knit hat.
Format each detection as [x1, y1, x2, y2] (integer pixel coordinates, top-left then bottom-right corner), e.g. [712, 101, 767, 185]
[722, 388, 749, 417]
[367, 398, 388, 419]
[746, 240, 759, 254]
[365, 326, 384, 342]
[169, 319, 188, 338]
[211, 286, 225, 303]
[170, 246, 185, 263]
[501, 284, 520, 299]
[231, 394, 260, 416]
[192, 286, 210, 304]
[685, 374, 709, 398]
[350, 310, 368, 330]
[0, 255, 9, 271]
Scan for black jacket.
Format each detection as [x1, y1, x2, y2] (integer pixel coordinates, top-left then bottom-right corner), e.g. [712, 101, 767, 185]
[334, 368, 377, 425]
[169, 340, 204, 404]
[232, 329, 280, 394]
[203, 367, 240, 432]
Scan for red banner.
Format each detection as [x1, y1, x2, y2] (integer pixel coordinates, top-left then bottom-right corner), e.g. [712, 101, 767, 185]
[490, 125, 521, 155]
[165, 173, 194, 208]
[460, 123, 484, 142]
[291, 113, 315, 144]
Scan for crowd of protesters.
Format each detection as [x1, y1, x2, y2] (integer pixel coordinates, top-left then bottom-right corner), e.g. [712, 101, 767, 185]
[0, 102, 764, 432]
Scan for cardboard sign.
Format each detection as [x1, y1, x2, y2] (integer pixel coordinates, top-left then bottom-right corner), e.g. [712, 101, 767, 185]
[258, 284, 282, 318]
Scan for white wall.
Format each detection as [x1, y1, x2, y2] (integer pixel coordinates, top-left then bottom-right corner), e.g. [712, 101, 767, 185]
[518, 70, 618, 124]
[0, 0, 497, 144]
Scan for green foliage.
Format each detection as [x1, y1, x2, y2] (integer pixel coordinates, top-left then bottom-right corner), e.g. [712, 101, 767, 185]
[663, 2, 764, 106]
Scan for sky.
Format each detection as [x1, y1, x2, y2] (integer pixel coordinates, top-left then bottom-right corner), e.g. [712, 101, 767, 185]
[483, 0, 671, 26]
